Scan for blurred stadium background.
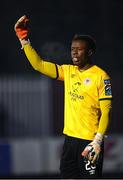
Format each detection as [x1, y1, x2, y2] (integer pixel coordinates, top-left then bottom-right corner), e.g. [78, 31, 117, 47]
[0, 0, 123, 178]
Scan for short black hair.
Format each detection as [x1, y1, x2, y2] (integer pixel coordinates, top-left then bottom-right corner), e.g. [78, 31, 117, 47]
[72, 34, 96, 52]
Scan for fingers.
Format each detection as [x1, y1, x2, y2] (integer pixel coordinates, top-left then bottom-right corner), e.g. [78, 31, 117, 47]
[81, 146, 92, 157]
[82, 147, 99, 164]
[14, 15, 29, 31]
[88, 151, 95, 161]
[81, 147, 89, 157]
[17, 15, 27, 23]
[91, 153, 99, 164]
[88, 150, 100, 164]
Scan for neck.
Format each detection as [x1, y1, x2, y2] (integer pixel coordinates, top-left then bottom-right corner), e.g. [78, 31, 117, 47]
[78, 63, 93, 71]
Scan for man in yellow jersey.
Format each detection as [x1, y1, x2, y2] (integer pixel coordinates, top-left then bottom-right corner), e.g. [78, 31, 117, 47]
[14, 15, 112, 179]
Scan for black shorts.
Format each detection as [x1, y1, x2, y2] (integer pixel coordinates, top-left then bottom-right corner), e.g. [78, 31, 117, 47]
[60, 135, 104, 179]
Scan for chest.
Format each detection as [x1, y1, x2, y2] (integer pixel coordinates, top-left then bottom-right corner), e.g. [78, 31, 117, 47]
[65, 72, 97, 95]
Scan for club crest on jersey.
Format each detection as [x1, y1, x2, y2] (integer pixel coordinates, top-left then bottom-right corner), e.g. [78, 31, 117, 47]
[84, 78, 91, 85]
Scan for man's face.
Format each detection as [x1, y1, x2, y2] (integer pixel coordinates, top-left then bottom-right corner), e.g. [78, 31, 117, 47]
[71, 40, 89, 67]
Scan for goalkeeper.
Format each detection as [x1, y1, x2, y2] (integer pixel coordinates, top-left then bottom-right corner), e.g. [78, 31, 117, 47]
[14, 15, 112, 179]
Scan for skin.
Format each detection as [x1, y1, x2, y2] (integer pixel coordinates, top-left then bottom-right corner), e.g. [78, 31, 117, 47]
[71, 40, 93, 70]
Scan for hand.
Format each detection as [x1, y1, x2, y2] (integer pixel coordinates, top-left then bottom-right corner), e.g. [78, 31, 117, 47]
[14, 15, 29, 40]
[81, 133, 103, 164]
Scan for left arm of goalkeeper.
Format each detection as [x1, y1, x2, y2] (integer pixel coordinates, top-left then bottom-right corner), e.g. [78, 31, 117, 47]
[97, 99, 112, 135]
[81, 99, 112, 163]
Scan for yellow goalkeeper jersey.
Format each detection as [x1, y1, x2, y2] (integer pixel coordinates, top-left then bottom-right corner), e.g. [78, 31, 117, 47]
[57, 64, 112, 140]
[24, 44, 112, 140]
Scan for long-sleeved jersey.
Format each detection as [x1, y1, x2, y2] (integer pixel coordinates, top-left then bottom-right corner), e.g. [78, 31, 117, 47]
[24, 43, 112, 140]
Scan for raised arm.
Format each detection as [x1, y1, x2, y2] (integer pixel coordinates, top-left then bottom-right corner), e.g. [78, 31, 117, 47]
[14, 15, 64, 79]
[24, 43, 58, 78]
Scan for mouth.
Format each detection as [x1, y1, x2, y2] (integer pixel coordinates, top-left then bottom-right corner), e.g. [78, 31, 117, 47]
[72, 57, 80, 65]
[73, 57, 78, 62]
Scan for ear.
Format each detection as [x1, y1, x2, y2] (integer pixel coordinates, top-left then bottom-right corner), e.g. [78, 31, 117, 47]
[88, 49, 93, 56]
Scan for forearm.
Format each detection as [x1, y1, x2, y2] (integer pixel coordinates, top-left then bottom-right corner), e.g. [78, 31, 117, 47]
[97, 112, 110, 135]
[97, 100, 112, 135]
[23, 43, 58, 78]
[82, 100, 112, 163]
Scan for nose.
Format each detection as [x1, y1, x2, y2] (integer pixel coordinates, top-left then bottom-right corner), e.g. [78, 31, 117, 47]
[72, 49, 78, 55]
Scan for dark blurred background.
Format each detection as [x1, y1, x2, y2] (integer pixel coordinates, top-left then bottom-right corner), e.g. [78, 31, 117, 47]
[0, 0, 123, 178]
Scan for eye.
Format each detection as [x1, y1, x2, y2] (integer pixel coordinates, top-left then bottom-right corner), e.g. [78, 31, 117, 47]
[78, 48, 84, 51]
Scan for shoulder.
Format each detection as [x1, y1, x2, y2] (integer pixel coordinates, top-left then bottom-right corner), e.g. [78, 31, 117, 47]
[61, 64, 76, 71]
[92, 65, 110, 78]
